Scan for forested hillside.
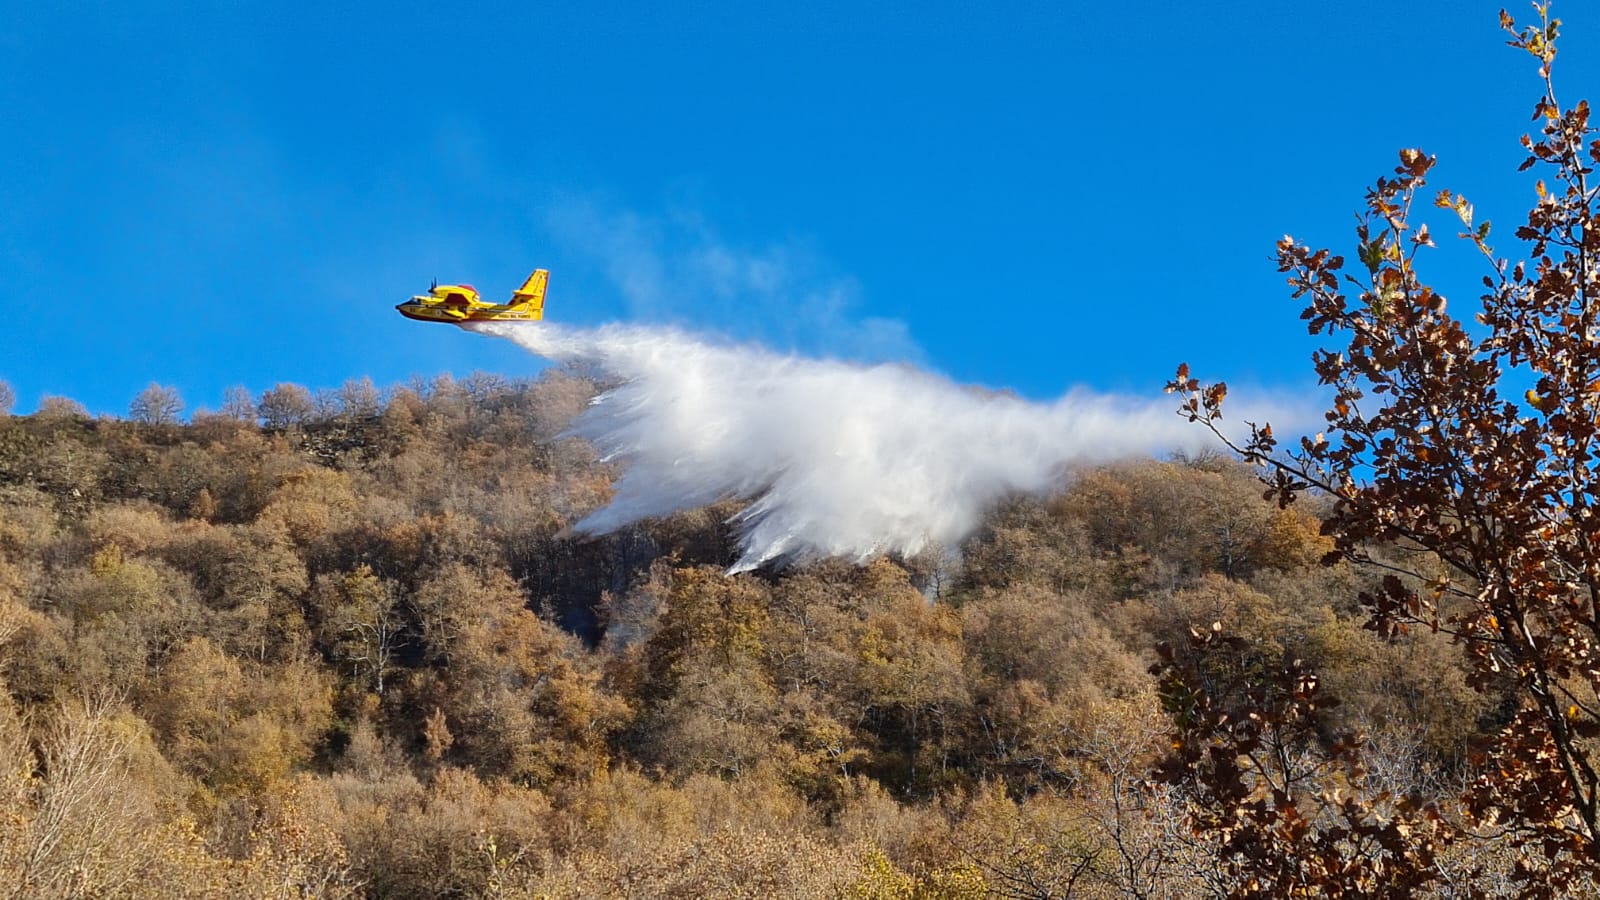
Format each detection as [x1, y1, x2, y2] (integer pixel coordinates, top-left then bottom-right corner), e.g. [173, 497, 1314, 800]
[0, 371, 1495, 897]
[10, 5, 1600, 896]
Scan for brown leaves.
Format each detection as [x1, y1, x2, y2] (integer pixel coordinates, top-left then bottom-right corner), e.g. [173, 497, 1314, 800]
[1399, 148, 1435, 177]
[1165, 363, 1213, 423]
[1167, 3, 1600, 891]
[1152, 625, 1450, 897]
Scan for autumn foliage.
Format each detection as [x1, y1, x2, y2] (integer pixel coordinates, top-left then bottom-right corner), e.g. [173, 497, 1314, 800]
[3, 8, 1598, 897]
[1166, 4, 1600, 895]
[0, 355, 1415, 897]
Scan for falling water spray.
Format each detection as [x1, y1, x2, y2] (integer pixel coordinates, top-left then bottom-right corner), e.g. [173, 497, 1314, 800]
[471, 321, 1277, 572]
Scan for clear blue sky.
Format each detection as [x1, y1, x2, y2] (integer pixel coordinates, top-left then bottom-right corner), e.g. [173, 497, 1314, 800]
[3, 1, 1592, 416]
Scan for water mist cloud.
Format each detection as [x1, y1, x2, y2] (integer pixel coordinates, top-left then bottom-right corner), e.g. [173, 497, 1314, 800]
[472, 321, 1285, 572]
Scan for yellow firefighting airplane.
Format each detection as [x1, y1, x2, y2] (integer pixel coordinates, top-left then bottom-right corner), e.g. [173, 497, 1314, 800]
[396, 269, 548, 324]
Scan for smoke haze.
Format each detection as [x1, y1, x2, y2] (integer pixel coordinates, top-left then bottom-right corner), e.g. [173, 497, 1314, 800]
[472, 321, 1277, 572]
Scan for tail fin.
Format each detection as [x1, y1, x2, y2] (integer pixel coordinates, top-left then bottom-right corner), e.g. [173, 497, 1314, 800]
[510, 269, 549, 320]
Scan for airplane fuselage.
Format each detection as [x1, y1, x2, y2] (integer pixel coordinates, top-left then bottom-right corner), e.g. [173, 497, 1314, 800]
[394, 297, 542, 324]
[395, 271, 548, 324]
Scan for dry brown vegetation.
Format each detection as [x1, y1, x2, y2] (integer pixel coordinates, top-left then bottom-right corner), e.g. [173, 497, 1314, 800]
[0, 367, 1479, 897]
[9, 8, 1600, 895]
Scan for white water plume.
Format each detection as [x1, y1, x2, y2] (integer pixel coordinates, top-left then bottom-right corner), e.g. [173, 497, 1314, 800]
[471, 321, 1272, 572]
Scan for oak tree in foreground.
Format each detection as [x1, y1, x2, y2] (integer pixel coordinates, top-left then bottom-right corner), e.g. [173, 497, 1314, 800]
[1167, 5, 1600, 894]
